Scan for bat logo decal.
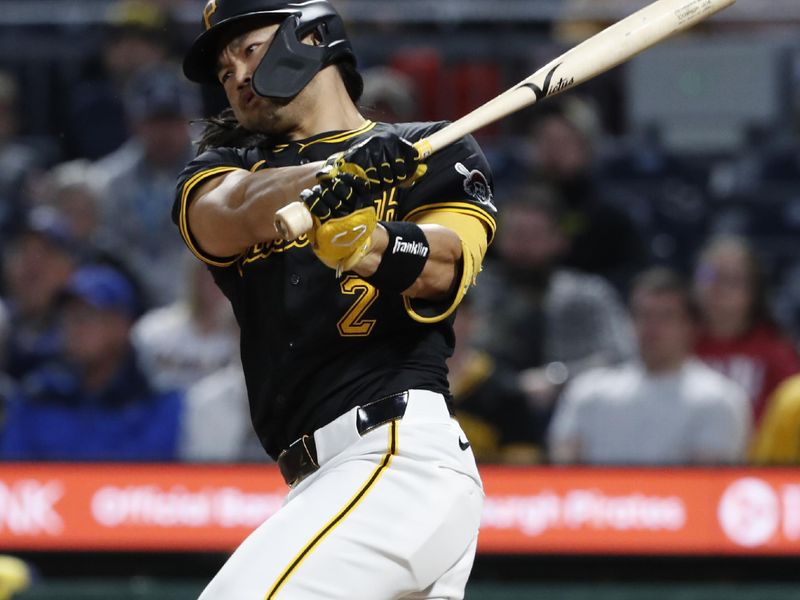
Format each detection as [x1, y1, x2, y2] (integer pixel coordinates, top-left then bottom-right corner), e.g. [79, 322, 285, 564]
[455, 163, 496, 212]
[519, 63, 574, 101]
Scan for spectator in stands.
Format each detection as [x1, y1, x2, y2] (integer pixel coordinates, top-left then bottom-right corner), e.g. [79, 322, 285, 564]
[66, 1, 175, 159]
[92, 65, 199, 306]
[0, 303, 11, 447]
[0, 71, 48, 251]
[2, 208, 79, 379]
[549, 268, 751, 465]
[132, 258, 238, 392]
[530, 97, 646, 289]
[473, 188, 635, 410]
[693, 236, 800, 423]
[752, 374, 800, 465]
[1, 265, 182, 461]
[180, 360, 266, 462]
[449, 297, 545, 464]
[359, 67, 418, 123]
[35, 160, 101, 245]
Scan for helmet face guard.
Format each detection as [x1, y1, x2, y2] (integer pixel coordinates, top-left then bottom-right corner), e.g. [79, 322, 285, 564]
[183, 0, 357, 100]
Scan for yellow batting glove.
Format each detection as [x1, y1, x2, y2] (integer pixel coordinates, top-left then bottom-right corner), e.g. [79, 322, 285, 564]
[307, 206, 378, 277]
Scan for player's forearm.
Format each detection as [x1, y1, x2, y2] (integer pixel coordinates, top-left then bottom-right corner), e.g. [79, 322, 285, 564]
[191, 162, 324, 257]
[229, 162, 325, 241]
[353, 224, 462, 299]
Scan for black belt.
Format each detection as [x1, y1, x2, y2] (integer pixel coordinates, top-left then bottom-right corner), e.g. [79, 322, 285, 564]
[278, 391, 410, 488]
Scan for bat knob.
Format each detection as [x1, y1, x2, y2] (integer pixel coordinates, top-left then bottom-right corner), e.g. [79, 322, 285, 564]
[275, 201, 314, 241]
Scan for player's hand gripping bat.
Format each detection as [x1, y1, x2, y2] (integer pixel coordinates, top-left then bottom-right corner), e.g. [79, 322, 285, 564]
[275, 0, 736, 240]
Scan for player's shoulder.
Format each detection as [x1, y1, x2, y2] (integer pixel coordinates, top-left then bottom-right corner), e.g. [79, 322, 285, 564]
[378, 120, 449, 141]
[382, 121, 483, 152]
[186, 145, 265, 171]
[176, 145, 267, 200]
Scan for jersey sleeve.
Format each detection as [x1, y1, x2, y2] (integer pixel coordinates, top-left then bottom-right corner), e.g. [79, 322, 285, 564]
[399, 128, 498, 243]
[173, 147, 248, 268]
[393, 125, 498, 323]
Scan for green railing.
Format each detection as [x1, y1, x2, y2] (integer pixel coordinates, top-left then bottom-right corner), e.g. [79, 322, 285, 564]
[15, 581, 800, 600]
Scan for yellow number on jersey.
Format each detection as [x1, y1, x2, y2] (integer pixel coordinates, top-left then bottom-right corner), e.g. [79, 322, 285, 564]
[338, 276, 379, 337]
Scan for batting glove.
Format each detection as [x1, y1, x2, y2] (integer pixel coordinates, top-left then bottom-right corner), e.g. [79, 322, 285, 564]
[302, 173, 371, 223]
[301, 181, 377, 277]
[318, 132, 427, 192]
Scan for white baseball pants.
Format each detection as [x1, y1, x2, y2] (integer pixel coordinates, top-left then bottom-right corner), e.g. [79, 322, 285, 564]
[197, 389, 484, 600]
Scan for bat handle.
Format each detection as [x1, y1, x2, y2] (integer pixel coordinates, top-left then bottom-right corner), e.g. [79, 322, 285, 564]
[274, 136, 434, 240]
[275, 201, 313, 240]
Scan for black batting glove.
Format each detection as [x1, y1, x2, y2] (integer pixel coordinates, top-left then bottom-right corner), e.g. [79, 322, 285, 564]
[318, 132, 427, 192]
[301, 174, 371, 224]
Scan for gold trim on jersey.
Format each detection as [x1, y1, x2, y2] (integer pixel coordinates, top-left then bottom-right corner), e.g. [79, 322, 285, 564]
[404, 201, 497, 243]
[250, 159, 267, 172]
[296, 121, 377, 154]
[375, 188, 398, 222]
[241, 236, 310, 266]
[265, 420, 398, 599]
[402, 236, 473, 324]
[401, 208, 489, 324]
[178, 166, 244, 268]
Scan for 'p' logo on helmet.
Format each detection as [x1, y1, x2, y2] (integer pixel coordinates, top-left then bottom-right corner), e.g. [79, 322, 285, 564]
[203, 0, 218, 30]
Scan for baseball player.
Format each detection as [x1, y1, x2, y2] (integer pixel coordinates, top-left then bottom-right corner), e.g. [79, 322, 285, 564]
[176, 1, 497, 598]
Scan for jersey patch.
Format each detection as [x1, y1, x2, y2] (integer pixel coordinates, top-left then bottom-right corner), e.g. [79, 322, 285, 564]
[455, 163, 496, 212]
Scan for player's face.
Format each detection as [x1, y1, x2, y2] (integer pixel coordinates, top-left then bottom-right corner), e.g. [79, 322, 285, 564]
[631, 290, 695, 372]
[217, 25, 312, 136]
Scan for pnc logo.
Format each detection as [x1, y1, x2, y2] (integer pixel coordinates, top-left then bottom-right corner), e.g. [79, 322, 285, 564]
[203, 0, 218, 30]
[718, 477, 780, 548]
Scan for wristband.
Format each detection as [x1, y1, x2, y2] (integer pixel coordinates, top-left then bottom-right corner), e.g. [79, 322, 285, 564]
[364, 221, 430, 293]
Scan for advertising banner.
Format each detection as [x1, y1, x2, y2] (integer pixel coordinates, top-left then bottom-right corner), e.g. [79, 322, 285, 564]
[0, 465, 798, 555]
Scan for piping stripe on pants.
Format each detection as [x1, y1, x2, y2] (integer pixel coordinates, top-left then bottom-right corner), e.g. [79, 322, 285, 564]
[265, 420, 399, 599]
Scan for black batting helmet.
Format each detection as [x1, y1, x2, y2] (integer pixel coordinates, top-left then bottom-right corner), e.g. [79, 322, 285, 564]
[183, 0, 358, 99]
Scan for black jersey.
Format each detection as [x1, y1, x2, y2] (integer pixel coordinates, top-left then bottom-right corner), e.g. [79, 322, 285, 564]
[173, 120, 497, 459]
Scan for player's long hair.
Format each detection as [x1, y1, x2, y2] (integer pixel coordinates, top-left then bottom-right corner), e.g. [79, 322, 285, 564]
[196, 108, 267, 153]
[197, 62, 363, 153]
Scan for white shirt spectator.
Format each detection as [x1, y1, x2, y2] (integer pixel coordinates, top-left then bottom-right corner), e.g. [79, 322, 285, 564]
[132, 303, 237, 392]
[179, 363, 266, 462]
[549, 359, 751, 465]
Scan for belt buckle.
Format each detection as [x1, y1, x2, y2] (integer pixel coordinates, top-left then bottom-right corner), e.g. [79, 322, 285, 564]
[278, 434, 318, 488]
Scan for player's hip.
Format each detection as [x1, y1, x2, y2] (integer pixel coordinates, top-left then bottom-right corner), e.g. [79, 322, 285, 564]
[284, 389, 483, 497]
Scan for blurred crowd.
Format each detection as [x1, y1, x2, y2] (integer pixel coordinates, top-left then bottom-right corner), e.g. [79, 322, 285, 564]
[0, 0, 799, 466]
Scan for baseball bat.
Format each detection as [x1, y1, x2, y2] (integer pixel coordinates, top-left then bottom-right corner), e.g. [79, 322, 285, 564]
[275, 0, 735, 240]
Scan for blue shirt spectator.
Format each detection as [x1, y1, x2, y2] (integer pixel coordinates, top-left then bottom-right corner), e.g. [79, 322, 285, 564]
[1, 265, 182, 461]
[3, 208, 79, 380]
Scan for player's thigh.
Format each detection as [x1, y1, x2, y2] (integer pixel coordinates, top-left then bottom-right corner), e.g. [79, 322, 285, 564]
[198, 426, 416, 600]
[198, 422, 482, 600]
[276, 429, 483, 598]
[284, 454, 482, 597]
[403, 535, 479, 600]
[197, 453, 401, 600]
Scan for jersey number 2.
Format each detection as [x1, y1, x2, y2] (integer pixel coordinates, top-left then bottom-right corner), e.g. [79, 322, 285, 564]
[338, 276, 379, 337]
